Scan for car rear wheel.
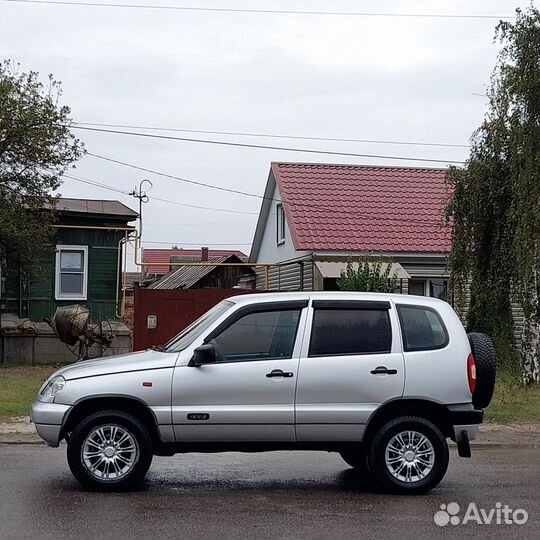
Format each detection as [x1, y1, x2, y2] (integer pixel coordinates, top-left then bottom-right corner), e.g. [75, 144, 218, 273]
[367, 416, 449, 494]
[67, 410, 153, 491]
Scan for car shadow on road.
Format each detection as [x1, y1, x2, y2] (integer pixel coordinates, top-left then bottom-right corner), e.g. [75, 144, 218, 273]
[43, 466, 380, 496]
[336, 468, 381, 493]
[140, 466, 383, 495]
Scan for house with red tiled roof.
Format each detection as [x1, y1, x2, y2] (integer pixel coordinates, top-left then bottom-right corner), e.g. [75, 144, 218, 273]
[142, 248, 248, 276]
[249, 162, 452, 298]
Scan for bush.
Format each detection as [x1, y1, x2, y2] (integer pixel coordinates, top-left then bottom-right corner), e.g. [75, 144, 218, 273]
[337, 257, 398, 292]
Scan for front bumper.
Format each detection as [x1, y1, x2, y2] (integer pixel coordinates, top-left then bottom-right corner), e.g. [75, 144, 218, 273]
[31, 401, 72, 447]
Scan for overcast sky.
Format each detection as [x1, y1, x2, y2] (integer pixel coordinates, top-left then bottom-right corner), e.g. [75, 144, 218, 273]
[1, 0, 529, 267]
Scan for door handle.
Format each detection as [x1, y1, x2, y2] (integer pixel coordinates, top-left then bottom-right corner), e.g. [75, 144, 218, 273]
[266, 369, 294, 378]
[370, 366, 398, 375]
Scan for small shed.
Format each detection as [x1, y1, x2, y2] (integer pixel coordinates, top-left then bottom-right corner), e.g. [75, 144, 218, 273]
[142, 248, 247, 277]
[148, 254, 254, 290]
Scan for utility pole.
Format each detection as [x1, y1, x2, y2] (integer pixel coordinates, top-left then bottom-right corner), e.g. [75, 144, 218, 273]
[129, 179, 152, 240]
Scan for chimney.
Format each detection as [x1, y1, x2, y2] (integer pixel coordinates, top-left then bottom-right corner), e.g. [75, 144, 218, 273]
[201, 246, 209, 262]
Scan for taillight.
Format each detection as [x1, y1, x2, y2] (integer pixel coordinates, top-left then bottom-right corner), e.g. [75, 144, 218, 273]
[467, 353, 477, 395]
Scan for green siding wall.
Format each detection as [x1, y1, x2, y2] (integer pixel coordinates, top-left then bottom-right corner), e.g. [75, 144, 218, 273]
[2, 227, 126, 322]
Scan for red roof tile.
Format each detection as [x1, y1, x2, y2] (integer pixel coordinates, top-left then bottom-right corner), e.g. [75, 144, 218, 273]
[272, 163, 452, 254]
[143, 248, 248, 275]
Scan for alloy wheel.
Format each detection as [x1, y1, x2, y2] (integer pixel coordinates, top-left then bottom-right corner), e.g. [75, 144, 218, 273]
[82, 424, 139, 482]
[384, 430, 435, 483]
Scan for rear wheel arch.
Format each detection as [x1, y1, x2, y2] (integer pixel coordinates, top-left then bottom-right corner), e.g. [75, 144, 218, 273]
[61, 396, 161, 445]
[363, 398, 453, 444]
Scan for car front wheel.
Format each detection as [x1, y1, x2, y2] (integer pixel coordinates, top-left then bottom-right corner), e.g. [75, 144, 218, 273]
[367, 416, 449, 494]
[67, 410, 153, 491]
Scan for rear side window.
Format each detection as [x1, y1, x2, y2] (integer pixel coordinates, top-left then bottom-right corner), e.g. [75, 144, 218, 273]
[397, 305, 449, 351]
[309, 309, 392, 357]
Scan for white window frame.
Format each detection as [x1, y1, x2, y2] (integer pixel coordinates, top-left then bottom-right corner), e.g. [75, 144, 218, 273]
[408, 277, 448, 300]
[276, 203, 285, 245]
[55, 245, 89, 301]
[408, 278, 427, 296]
[428, 278, 448, 300]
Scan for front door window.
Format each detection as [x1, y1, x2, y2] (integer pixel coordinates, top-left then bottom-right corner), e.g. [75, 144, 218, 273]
[211, 309, 301, 363]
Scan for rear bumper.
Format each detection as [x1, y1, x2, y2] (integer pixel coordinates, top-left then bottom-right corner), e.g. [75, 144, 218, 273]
[452, 424, 479, 442]
[447, 404, 483, 442]
[31, 401, 72, 447]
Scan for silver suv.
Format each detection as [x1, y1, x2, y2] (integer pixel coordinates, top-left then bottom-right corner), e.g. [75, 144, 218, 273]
[32, 292, 496, 494]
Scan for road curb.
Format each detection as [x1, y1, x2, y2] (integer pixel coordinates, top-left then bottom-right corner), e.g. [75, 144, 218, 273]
[0, 440, 44, 445]
[1, 421, 538, 446]
[456, 442, 539, 449]
[0, 436, 44, 445]
[0, 439, 538, 449]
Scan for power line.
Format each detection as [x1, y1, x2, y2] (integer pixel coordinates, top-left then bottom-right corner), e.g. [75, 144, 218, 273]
[88, 152, 265, 200]
[76, 126, 466, 165]
[2, 1, 515, 19]
[65, 167, 450, 258]
[87, 152, 450, 227]
[63, 173, 259, 215]
[74, 122, 469, 150]
[64, 173, 130, 195]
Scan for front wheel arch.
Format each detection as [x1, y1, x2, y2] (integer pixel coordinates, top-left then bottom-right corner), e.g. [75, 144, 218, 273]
[61, 396, 160, 445]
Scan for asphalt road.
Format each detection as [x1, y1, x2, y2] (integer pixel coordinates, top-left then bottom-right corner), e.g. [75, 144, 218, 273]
[0, 444, 537, 540]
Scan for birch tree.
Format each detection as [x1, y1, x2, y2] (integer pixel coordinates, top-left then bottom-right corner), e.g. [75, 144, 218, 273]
[447, 7, 540, 383]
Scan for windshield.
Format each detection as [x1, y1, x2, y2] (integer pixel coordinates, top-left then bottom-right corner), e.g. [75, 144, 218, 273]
[164, 300, 234, 352]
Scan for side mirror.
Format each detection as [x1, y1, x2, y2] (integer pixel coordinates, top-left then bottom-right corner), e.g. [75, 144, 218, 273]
[190, 343, 216, 367]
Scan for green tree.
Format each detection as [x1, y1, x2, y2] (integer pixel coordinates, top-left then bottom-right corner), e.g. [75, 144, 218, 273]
[0, 61, 83, 276]
[447, 7, 540, 383]
[337, 257, 398, 293]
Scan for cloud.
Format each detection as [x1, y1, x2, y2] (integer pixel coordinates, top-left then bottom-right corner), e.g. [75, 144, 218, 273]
[0, 0, 528, 264]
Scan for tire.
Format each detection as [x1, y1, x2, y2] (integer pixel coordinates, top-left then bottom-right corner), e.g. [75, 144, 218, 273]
[67, 410, 153, 491]
[367, 416, 449, 495]
[339, 445, 370, 475]
[468, 332, 497, 409]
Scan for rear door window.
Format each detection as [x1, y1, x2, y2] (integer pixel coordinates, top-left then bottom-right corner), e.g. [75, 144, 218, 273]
[308, 308, 392, 357]
[397, 305, 449, 351]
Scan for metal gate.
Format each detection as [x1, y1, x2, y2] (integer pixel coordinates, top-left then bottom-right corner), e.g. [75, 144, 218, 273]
[133, 287, 255, 350]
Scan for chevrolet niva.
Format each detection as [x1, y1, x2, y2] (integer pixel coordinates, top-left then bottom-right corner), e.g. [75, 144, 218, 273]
[32, 292, 496, 494]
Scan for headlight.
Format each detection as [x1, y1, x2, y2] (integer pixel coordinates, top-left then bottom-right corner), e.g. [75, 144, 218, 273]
[39, 376, 66, 403]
